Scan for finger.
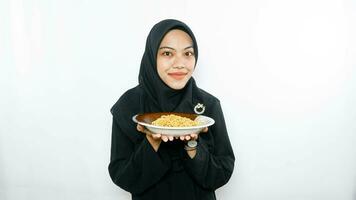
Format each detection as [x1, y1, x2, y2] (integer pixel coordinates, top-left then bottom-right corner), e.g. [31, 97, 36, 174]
[180, 135, 185, 141]
[162, 135, 168, 142]
[190, 133, 198, 140]
[185, 135, 191, 141]
[137, 124, 144, 132]
[168, 136, 174, 141]
[152, 133, 161, 139]
[202, 127, 208, 133]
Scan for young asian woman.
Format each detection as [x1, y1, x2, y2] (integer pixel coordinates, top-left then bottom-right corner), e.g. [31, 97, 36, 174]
[108, 19, 235, 200]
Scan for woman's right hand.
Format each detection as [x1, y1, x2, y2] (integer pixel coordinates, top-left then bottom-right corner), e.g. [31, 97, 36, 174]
[136, 124, 174, 142]
[137, 124, 161, 151]
[137, 124, 176, 152]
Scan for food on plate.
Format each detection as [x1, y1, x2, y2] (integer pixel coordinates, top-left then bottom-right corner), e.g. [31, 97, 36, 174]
[151, 114, 200, 127]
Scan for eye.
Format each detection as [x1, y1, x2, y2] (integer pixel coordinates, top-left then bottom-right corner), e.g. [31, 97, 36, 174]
[162, 51, 172, 56]
[185, 51, 195, 57]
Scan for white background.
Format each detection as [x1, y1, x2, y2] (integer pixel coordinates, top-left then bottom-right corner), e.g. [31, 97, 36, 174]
[1, 0, 355, 200]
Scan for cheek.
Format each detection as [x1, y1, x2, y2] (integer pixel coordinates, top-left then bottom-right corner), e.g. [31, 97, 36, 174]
[157, 58, 172, 72]
[156, 59, 172, 80]
[187, 59, 196, 71]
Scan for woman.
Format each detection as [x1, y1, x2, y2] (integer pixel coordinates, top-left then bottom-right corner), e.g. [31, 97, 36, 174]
[109, 19, 235, 200]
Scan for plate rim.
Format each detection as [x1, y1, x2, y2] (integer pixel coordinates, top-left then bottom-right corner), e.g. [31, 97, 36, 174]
[132, 114, 215, 130]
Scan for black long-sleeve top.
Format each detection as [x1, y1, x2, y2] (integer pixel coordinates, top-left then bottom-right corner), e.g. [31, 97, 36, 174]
[108, 86, 235, 200]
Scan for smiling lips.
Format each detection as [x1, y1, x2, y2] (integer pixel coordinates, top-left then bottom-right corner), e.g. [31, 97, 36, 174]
[168, 72, 187, 80]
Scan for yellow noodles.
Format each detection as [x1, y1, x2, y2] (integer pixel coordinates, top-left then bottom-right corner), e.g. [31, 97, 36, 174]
[152, 114, 200, 127]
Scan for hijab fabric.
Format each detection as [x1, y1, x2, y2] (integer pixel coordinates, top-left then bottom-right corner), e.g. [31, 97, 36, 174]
[138, 19, 199, 112]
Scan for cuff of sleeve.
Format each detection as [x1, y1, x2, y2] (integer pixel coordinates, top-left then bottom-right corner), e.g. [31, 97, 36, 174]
[183, 139, 208, 166]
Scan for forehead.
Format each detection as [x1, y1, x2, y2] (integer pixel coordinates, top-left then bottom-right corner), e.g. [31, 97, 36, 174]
[159, 29, 193, 46]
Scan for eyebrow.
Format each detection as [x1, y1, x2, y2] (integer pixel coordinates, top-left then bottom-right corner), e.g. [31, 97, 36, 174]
[158, 45, 194, 51]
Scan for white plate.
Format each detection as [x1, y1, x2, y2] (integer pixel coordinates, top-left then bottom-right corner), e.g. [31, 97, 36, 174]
[132, 113, 215, 136]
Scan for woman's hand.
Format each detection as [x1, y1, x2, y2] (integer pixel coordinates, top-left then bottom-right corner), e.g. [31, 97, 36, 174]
[183, 127, 208, 159]
[137, 124, 175, 142]
[178, 127, 208, 141]
[137, 124, 162, 151]
[137, 124, 208, 144]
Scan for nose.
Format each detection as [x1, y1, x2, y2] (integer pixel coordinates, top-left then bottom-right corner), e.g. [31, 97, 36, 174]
[173, 65, 184, 69]
[173, 55, 186, 69]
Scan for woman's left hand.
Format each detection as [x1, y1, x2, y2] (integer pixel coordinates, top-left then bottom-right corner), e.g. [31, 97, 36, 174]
[177, 127, 208, 141]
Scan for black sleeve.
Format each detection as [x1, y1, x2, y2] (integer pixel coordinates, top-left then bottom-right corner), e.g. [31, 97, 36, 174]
[183, 101, 235, 190]
[108, 115, 169, 195]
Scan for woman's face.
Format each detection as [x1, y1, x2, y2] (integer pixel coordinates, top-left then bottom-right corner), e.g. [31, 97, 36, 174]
[156, 29, 196, 90]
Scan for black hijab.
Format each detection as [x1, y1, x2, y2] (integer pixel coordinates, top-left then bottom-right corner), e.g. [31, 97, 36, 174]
[138, 19, 199, 113]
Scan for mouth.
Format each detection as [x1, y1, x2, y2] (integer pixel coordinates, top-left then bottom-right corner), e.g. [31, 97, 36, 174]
[168, 72, 187, 80]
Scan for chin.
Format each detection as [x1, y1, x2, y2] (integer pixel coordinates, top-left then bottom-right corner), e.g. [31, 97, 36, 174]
[168, 81, 188, 90]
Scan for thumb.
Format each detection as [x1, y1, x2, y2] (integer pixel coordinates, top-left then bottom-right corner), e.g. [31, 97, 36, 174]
[202, 127, 208, 133]
[137, 124, 145, 133]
